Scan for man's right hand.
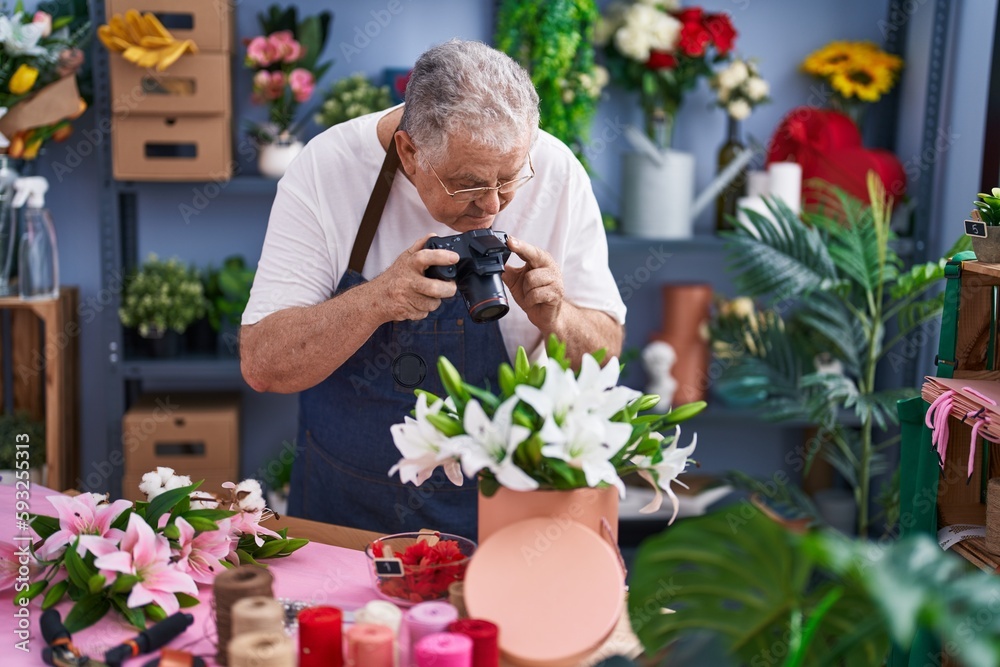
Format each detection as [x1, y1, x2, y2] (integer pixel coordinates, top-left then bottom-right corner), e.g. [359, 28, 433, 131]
[371, 234, 459, 322]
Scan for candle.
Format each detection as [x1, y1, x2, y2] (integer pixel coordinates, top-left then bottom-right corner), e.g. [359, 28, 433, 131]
[346, 623, 395, 667]
[406, 601, 459, 657]
[414, 633, 473, 667]
[298, 606, 343, 667]
[447, 619, 499, 667]
[767, 161, 802, 214]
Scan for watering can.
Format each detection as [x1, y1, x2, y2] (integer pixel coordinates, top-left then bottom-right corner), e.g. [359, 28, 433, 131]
[619, 126, 758, 239]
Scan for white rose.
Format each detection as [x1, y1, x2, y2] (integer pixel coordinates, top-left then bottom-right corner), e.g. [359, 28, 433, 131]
[593, 65, 610, 89]
[727, 99, 752, 120]
[645, 8, 681, 51]
[746, 77, 770, 101]
[717, 60, 750, 91]
[615, 23, 652, 62]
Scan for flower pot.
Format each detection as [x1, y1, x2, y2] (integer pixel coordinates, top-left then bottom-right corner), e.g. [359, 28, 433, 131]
[620, 149, 695, 239]
[257, 137, 304, 178]
[141, 328, 183, 358]
[972, 229, 1000, 264]
[477, 485, 619, 547]
[653, 283, 713, 405]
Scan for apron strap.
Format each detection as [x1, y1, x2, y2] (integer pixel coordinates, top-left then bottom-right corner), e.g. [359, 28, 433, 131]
[348, 131, 402, 274]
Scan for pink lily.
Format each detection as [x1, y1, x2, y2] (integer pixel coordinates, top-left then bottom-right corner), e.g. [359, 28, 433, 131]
[0, 542, 26, 591]
[173, 517, 231, 584]
[229, 509, 281, 548]
[81, 513, 197, 615]
[37, 494, 131, 560]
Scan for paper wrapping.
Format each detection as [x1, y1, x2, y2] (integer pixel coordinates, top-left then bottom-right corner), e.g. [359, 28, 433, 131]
[0, 75, 81, 138]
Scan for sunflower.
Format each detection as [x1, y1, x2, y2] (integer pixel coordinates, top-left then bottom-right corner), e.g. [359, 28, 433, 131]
[829, 61, 896, 102]
[802, 41, 857, 76]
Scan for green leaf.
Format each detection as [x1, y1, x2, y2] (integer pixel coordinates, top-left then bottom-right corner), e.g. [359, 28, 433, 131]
[111, 507, 134, 531]
[111, 595, 147, 630]
[41, 580, 68, 609]
[14, 580, 47, 606]
[236, 549, 264, 567]
[64, 595, 111, 632]
[145, 481, 203, 528]
[63, 543, 94, 591]
[464, 383, 501, 411]
[183, 516, 221, 533]
[144, 603, 167, 622]
[279, 538, 309, 555]
[250, 539, 289, 559]
[175, 593, 200, 608]
[29, 514, 59, 540]
[478, 475, 500, 498]
[87, 574, 106, 595]
[182, 508, 237, 523]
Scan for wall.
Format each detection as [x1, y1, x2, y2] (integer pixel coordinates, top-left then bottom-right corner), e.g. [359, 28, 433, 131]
[23, 0, 976, 493]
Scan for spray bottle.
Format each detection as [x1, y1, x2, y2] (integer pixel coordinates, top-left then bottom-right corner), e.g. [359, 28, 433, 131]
[0, 157, 18, 296]
[12, 176, 59, 300]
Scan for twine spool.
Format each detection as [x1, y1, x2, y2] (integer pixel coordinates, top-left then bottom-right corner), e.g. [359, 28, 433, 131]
[448, 581, 467, 619]
[214, 567, 275, 666]
[987, 478, 1000, 554]
[448, 619, 499, 667]
[232, 596, 285, 637]
[346, 623, 395, 667]
[228, 631, 294, 667]
[413, 632, 473, 667]
[298, 606, 344, 667]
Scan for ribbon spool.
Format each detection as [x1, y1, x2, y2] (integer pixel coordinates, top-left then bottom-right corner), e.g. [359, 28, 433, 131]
[406, 601, 460, 655]
[228, 631, 294, 667]
[355, 600, 403, 636]
[448, 619, 499, 667]
[413, 632, 473, 667]
[298, 606, 344, 667]
[346, 623, 395, 667]
[232, 596, 285, 637]
[987, 478, 1000, 555]
[213, 566, 275, 666]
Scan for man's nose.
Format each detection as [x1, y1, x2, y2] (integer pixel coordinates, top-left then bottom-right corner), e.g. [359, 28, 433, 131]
[475, 188, 502, 215]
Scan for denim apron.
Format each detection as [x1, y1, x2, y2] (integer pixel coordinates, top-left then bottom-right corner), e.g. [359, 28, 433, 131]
[286, 134, 509, 538]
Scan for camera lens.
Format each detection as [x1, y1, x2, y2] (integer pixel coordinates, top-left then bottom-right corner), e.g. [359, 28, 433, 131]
[459, 272, 509, 323]
[469, 296, 509, 323]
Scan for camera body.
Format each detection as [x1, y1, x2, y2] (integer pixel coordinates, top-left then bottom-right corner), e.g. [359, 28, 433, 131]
[424, 229, 511, 323]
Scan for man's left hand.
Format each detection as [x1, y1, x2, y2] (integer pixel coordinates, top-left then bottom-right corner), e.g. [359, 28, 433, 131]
[502, 236, 564, 332]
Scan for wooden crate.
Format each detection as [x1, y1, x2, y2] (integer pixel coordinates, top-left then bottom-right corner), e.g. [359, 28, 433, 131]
[0, 288, 79, 491]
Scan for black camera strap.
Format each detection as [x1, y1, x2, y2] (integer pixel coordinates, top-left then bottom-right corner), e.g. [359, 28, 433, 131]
[348, 130, 402, 274]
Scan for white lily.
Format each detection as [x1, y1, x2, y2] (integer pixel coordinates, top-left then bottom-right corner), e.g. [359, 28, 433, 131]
[0, 14, 47, 57]
[389, 394, 464, 486]
[457, 398, 538, 491]
[541, 413, 630, 496]
[633, 428, 698, 522]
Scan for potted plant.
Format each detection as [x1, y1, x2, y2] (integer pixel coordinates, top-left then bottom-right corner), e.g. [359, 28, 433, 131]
[203, 255, 255, 356]
[494, 0, 607, 168]
[0, 411, 45, 485]
[119, 254, 208, 358]
[971, 187, 1000, 263]
[243, 4, 332, 178]
[313, 73, 391, 128]
[711, 173, 971, 536]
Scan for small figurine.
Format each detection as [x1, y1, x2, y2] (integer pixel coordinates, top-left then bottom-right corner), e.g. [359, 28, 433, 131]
[642, 340, 678, 412]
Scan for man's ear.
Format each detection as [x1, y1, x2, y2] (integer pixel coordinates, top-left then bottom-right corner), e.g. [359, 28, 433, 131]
[395, 131, 419, 176]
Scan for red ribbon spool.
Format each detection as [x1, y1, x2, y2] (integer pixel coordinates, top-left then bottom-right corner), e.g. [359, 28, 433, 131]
[447, 618, 499, 667]
[298, 606, 343, 667]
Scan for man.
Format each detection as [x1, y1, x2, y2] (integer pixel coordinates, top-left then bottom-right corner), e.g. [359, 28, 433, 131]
[240, 40, 625, 537]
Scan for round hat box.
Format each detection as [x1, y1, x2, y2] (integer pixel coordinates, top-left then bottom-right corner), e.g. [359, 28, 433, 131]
[463, 517, 625, 666]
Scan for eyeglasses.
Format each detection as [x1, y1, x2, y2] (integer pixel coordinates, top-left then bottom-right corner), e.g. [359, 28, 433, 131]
[427, 153, 534, 203]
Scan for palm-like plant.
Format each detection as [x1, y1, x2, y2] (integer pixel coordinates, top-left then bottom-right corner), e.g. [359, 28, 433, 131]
[713, 173, 970, 535]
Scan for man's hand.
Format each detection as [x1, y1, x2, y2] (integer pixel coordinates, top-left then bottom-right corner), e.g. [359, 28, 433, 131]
[371, 234, 458, 322]
[502, 235, 565, 332]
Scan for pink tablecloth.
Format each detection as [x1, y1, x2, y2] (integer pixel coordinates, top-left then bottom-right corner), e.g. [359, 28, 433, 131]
[0, 484, 378, 666]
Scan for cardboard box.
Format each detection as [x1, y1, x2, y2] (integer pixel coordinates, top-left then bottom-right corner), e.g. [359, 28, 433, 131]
[123, 393, 240, 480]
[112, 114, 232, 181]
[110, 52, 231, 116]
[106, 0, 234, 53]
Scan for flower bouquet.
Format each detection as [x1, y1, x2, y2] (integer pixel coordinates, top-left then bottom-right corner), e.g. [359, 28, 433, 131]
[243, 4, 332, 146]
[801, 40, 903, 124]
[0, 1, 90, 159]
[390, 336, 705, 522]
[3, 467, 307, 632]
[596, 0, 736, 146]
[711, 56, 769, 121]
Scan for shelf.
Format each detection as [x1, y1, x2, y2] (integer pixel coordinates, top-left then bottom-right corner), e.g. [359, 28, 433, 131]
[116, 175, 279, 196]
[606, 233, 723, 251]
[120, 355, 244, 382]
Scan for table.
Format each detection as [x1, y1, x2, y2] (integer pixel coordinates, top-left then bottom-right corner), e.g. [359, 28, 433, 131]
[0, 485, 641, 666]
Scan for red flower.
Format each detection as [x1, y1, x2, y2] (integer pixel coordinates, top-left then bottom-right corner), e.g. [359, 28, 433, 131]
[370, 538, 469, 603]
[675, 7, 704, 23]
[678, 19, 712, 57]
[646, 50, 677, 70]
[704, 13, 737, 55]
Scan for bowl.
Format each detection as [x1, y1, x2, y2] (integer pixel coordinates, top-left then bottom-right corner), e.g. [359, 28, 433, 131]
[365, 532, 476, 607]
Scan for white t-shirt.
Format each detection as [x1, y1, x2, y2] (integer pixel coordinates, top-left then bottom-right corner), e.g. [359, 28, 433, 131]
[243, 108, 626, 362]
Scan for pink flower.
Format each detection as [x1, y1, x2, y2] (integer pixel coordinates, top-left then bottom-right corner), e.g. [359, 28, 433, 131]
[37, 494, 132, 560]
[0, 542, 25, 591]
[265, 71, 287, 101]
[82, 513, 197, 615]
[246, 36, 278, 67]
[173, 517, 231, 584]
[288, 68, 315, 103]
[268, 30, 305, 63]
[229, 510, 281, 548]
[56, 48, 85, 78]
[32, 11, 52, 38]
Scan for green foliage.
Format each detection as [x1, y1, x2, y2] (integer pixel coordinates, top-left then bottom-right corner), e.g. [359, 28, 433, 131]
[0, 411, 44, 468]
[495, 0, 602, 167]
[314, 73, 392, 128]
[202, 255, 255, 332]
[974, 187, 1000, 226]
[631, 509, 1000, 666]
[712, 176, 960, 535]
[119, 254, 208, 337]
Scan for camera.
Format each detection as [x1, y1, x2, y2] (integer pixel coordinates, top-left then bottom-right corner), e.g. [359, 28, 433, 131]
[424, 229, 512, 323]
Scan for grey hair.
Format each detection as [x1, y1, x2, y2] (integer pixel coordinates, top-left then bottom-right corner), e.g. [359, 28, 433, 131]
[400, 39, 540, 168]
